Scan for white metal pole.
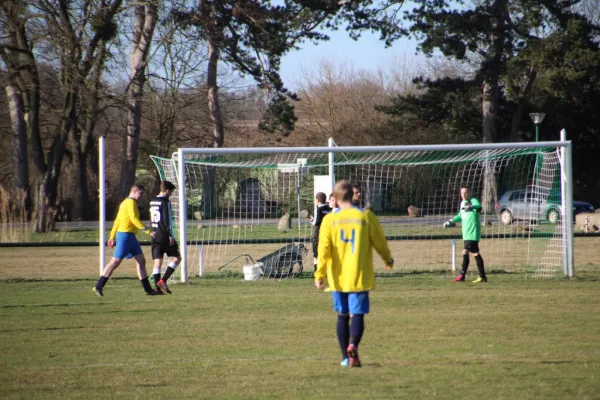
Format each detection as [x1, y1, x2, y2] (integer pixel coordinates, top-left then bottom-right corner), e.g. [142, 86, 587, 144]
[297, 166, 301, 231]
[99, 136, 106, 276]
[451, 239, 457, 272]
[328, 137, 335, 194]
[560, 130, 568, 276]
[198, 245, 205, 277]
[177, 149, 188, 282]
[562, 130, 575, 277]
[179, 141, 569, 156]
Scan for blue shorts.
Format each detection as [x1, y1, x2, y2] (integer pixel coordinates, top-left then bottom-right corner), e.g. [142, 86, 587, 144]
[113, 232, 143, 259]
[331, 291, 370, 315]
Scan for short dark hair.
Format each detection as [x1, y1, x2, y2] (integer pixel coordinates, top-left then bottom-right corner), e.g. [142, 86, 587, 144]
[131, 183, 146, 192]
[161, 181, 176, 192]
[316, 192, 326, 204]
[352, 184, 360, 192]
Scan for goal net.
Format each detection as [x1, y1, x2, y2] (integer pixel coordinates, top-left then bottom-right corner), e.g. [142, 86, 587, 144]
[150, 142, 573, 281]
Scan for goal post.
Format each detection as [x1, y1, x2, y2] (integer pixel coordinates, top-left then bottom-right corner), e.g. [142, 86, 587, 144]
[560, 129, 574, 277]
[177, 149, 189, 281]
[150, 140, 574, 282]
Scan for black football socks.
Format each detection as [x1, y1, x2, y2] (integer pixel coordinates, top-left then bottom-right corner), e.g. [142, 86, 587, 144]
[349, 314, 365, 347]
[337, 315, 350, 359]
[460, 254, 470, 275]
[475, 254, 487, 280]
[162, 266, 176, 282]
[95, 276, 109, 291]
[140, 277, 154, 294]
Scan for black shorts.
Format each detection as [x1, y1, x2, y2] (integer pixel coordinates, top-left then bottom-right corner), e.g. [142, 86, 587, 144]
[463, 240, 480, 253]
[151, 242, 181, 260]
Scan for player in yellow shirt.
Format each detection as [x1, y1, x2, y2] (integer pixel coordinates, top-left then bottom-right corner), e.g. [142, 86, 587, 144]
[315, 180, 394, 368]
[93, 184, 157, 296]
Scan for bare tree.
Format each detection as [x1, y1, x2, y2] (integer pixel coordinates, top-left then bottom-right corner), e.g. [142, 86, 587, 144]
[0, 0, 40, 214]
[32, 0, 124, 225]
[295, 60, 398, 146]
[145, 6, 209, 158]
[119, 0, 158, 198]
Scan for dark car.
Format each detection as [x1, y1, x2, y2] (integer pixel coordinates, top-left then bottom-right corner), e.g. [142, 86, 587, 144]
[496, 189, 594, 225]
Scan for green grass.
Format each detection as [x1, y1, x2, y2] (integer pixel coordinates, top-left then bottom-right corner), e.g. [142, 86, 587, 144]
[1, 274, 599, 399]
[19, 219, 561, 243]
[28, 228, 114, 242]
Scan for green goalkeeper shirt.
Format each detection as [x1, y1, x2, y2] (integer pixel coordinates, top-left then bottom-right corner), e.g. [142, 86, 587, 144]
[451, 197, 482, 242]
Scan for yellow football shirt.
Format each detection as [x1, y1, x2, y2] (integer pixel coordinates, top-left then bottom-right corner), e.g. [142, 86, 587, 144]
[109, 198, 151, 240]
[315, 207, 393, 292]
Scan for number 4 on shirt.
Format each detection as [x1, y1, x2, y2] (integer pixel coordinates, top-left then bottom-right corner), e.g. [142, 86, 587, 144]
[340, 229, 356, 253]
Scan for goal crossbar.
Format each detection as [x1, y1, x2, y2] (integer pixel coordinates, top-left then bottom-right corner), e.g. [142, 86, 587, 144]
[178, 141, 568, 155]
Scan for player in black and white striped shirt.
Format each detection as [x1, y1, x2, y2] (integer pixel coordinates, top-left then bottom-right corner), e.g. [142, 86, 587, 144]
[149, 181, 181, 294]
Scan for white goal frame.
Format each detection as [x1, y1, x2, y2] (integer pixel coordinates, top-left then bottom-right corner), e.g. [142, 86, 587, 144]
[167, 136, 573, 282]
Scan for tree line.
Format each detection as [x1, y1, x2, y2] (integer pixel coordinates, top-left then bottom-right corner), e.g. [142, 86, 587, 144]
[1, 0, 599, 231]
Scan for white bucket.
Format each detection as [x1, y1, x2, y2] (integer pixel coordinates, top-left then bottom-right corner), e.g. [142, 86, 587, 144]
[243, 264, 261, 281]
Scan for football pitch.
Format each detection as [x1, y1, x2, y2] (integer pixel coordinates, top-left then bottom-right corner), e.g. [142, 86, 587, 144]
[1, 274, 599, 399]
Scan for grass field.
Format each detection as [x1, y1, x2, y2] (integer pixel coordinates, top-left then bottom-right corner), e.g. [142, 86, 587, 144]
[1, 274, 599, 399]
[4, 216, 564, 243]
[1, 235, 599, 280]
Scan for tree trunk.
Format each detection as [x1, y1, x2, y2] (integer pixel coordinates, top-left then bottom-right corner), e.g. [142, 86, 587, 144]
[481, 0, 508, 212]
[1, 1, 39, 213]
[80, 47, 106, 221]
[55, 0, 122, 221]
[121, 77, 143, 196]
[33, 134, 66, 232]
[201, 8, 225, 219]
[119, 0, 158, 198]
[481, 0, 507, 144]
[21, 55, 44, 176]
[5, 82, 31, 211]
[71, 41, 108, 221]
[69, 134, 90, 221]
[508, 67, 537, 142]
[481, 81, 499, 143]
[207, 38, 224, 148]
[201, 43, 222, 218]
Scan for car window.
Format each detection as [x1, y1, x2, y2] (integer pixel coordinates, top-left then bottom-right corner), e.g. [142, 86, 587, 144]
[510, 192, 525, 201]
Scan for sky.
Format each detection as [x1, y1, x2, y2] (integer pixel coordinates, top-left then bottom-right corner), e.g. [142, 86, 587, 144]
[279, 28, 425, 90]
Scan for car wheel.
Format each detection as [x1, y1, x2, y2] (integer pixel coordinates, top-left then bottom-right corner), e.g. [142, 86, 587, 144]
[500, 209, 513, 225]
[547, 209, 560, 224]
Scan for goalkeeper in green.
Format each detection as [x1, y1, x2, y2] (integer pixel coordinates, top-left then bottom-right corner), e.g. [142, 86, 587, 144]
[443, 186, 487, 283]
